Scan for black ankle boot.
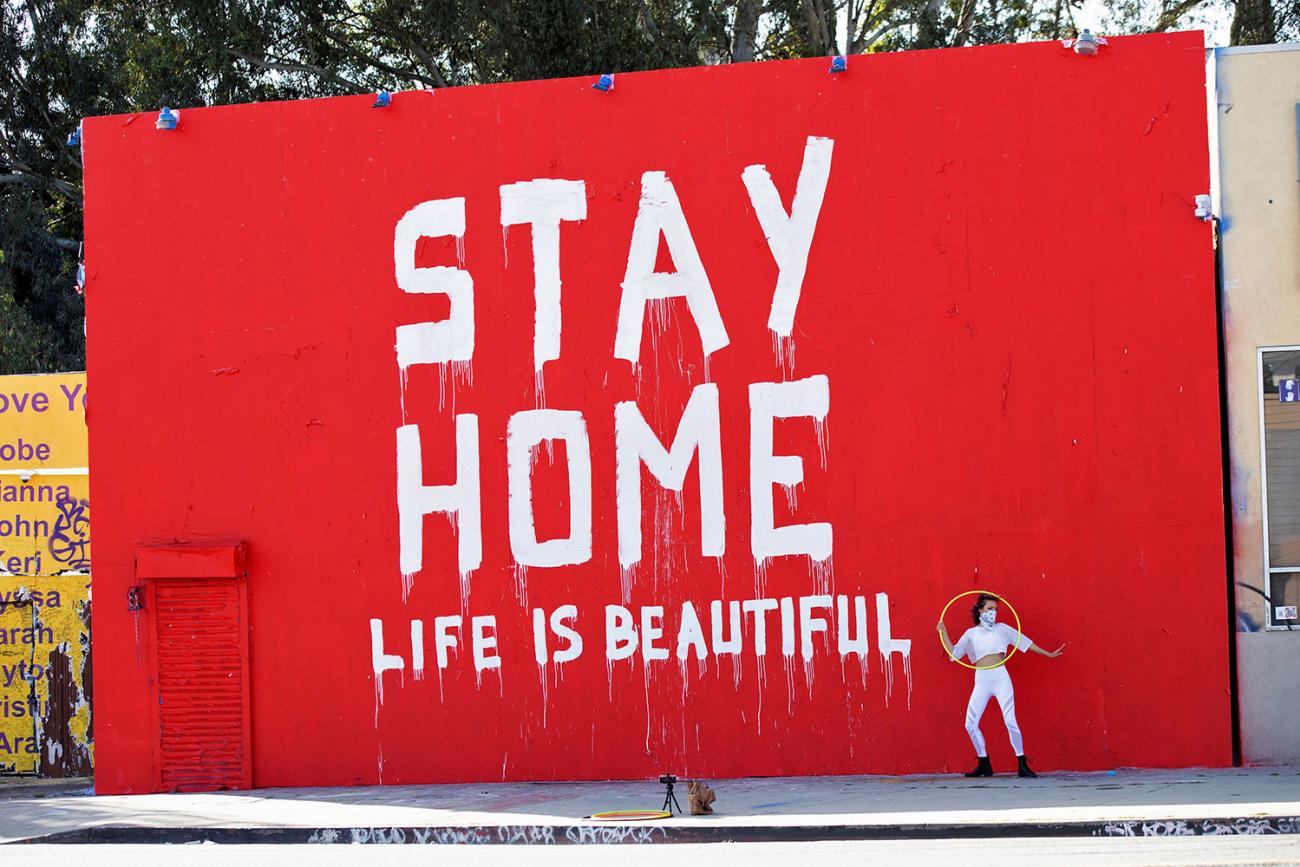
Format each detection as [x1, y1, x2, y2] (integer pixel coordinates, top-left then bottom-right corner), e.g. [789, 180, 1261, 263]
[964, 756, 993, 777]
[1017, 756, 1037, 778]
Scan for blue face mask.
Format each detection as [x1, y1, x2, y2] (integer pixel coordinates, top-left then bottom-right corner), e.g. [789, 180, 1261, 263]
[979, 609, 997, 627]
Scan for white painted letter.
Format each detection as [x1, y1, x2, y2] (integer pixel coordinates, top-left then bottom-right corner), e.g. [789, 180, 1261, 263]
[411, 619, 426, 680]
[875, 592, 912, 663]
[711, 600, 742, 655]
[606, 605, 638, 660]
[676, 601, 708, 661]
[641, 606, 668, 662]
[532, 608, 548, 665]
[394, 198, 474, 366]
[499, 179, 588, 372]
[434, 615, 462, 668]
[370, 619, 405, 681]
[749, 375, 832, 562]
[615, 384, 724, 566]
[551, 604, 584, 664]
[800, 594, 833, 660]
[397, 416, 482, 579]
[615, 171, 730, 363]
[780, 597, 796, 657]
[742, 136, 834, 337]
[837, 595, 869, 658]
[743, 598, 778, 656]
[472, 615, 501, 672]
[507, 409, 593, 567]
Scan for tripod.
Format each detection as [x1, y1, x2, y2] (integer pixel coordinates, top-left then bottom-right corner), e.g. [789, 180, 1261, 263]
[661, 778, 684, 815]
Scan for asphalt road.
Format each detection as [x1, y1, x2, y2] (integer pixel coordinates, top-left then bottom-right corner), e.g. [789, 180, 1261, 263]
[5, 838, 1300, 865]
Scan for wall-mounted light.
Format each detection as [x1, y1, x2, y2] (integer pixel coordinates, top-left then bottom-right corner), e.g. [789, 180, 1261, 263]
[592, 74, 614, 93]
[829, 55, 847, 74]
[155, 107, 179, 130]
[373, 90, 392, 108]
[1065, 30, 1107, 56]
[1194, 194, 1214, 221]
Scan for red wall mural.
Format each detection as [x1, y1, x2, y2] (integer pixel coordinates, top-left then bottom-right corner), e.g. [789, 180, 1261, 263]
[84, 31, 1228, 794]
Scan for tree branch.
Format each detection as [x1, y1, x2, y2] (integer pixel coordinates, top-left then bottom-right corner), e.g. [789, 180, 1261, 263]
[224, 48, 366, 92]
[404, 42, 451, 88]
[1150, 0, 1206, 31]
[316, 25, 447, 88]
[856, 0, 941, 50]
[951, 0, 978, 45]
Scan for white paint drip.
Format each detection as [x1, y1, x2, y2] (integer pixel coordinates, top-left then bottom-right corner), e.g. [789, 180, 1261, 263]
[781, 480, 800, 513]
[809, 555, 833, 596]
[511, 562, 529, 607]
[875, 592, 914, 709]
[813, 416, 829, 472]
[619, 563, 635, 605]
[773, 332, 797, 380]
[537, 661, 549, 727]
[534, 369, 547, 409]
[878, 651, 915, 710]
[782, 653, 795, 717]
[370, 619, 403, 728]
[398, 367, 409, 422]
[643, 659, 653, 753]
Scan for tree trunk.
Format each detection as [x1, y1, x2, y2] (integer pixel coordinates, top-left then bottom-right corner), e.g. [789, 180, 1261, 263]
[732, 0, 762, 61]
[1230, 0, 1276, 44]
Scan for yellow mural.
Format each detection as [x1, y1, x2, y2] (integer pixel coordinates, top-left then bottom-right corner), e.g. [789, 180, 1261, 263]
[0, 372, 91, 776]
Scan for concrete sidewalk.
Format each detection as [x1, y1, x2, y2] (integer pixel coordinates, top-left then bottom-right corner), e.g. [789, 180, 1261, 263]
[2, 767, 1299, 844]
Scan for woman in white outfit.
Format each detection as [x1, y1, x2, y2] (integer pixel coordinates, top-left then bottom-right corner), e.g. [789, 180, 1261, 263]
[937, 594, 1064, 778]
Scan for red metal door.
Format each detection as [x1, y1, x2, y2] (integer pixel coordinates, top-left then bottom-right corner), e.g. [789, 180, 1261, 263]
[138, 545, 250, 791]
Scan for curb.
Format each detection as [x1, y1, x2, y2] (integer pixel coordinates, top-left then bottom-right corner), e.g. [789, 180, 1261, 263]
[9, 816, 1300, 845]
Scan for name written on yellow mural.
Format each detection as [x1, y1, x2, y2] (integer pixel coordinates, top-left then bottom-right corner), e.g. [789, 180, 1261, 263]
[0, 373, 91, 776]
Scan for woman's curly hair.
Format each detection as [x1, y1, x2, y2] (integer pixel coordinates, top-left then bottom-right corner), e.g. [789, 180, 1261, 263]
[970, 593, 1000, 625]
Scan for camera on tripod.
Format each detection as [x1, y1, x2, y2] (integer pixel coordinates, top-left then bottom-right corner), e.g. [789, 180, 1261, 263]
[658, 773, 682, 814]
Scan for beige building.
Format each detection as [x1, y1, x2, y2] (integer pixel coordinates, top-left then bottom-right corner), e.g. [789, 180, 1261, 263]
[1211, 43, 1300, 762]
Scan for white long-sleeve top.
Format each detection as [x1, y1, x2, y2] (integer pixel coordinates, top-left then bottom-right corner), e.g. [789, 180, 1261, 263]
[951, 623, 1033, 663]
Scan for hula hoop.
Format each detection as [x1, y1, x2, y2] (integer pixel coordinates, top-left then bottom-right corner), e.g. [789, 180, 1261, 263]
[939, 589, 1022, 670]
[588, 810, 672, 821]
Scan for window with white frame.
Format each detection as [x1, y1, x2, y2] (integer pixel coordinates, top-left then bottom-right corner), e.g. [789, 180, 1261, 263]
[1259, 347, 1300, 629]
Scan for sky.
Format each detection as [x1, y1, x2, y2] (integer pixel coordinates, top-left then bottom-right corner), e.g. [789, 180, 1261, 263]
[1076, 0, 1234, 46]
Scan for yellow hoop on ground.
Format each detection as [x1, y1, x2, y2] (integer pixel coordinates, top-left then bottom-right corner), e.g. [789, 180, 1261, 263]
[939, 590, 1022, 670]
[588, 810, 672, 821]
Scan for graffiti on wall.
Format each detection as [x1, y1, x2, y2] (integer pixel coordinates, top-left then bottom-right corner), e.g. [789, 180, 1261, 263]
[370, 135, 918, 723]
[0, 373, 92, 776]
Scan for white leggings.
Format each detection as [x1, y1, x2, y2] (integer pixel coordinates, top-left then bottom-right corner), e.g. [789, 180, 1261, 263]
[965, 666, 1024, 757]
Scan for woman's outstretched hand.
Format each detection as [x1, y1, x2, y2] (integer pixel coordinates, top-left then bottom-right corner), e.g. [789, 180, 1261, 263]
[936, 622, 949, 637]
[1045, 643, 1066, 658]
